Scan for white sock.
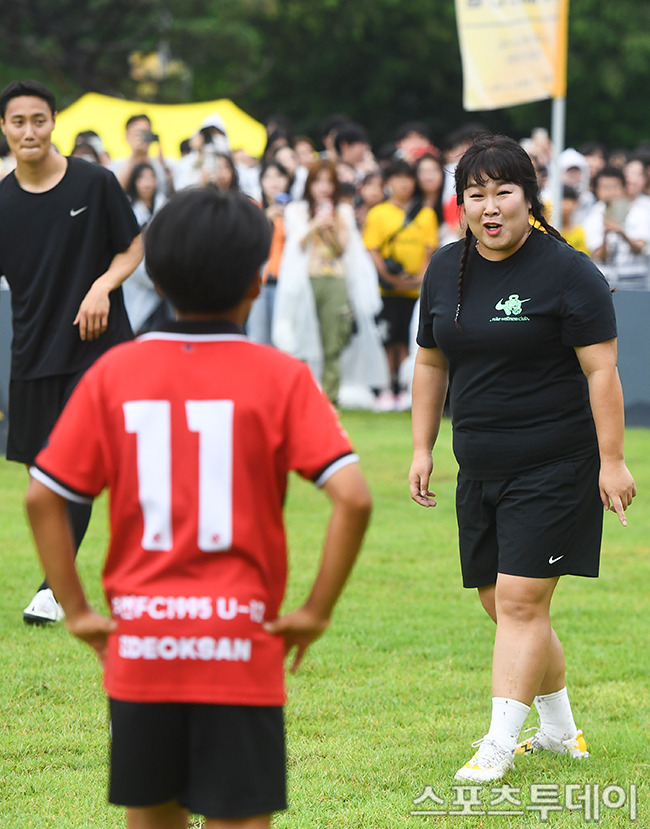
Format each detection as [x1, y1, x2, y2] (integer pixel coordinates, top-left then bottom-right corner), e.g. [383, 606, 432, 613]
[485, 697, 531, 753]
[534, 687, 578, 741]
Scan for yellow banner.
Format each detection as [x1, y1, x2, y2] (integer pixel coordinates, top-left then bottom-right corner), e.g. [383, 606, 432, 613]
[52, 93, 267, 161]
[455, 0, 569, 111]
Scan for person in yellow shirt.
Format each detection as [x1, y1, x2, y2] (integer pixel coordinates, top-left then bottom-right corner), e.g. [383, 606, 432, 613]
[561, 185, 590, 255]
[363, 160, 437, 410]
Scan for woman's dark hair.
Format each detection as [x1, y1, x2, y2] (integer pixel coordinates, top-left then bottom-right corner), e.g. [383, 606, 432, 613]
[263, 129, 291, 162]
[453, 133, 565, 330]
[125, 162, 157, 204]
[361, 171, 383, 187]
[211, 151, 239, 192]
[415, 152, 445, 226]
[259, 159, 290, 208]
[383, 158, 424, 218]
[145, 188, 271, 314]
[304, 159, 341, 216]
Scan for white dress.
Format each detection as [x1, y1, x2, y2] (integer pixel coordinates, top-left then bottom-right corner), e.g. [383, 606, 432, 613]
[272, 201, 389, 405]
[122, 195, 167, 333]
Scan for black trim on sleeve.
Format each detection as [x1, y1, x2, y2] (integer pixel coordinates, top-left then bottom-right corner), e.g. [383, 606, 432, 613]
[311, 452, 358, 487]
[31, 464, 96, 504]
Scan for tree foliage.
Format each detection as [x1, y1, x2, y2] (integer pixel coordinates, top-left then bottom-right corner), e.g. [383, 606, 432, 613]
[565, 0, 650, 147]
[1, 0, 650, 151]
[243, 0, 463, 143]
[238, 0, 650, 149]
[0, 0, 161, 97]
[164, 0, 272, 101]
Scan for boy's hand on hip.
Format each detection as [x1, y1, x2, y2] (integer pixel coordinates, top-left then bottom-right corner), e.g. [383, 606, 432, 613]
[66, 608, 117, 666]
[264, 605, 330, 674]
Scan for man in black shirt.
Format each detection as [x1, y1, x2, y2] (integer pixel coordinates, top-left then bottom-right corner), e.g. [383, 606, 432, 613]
[0, 80, 143, 623]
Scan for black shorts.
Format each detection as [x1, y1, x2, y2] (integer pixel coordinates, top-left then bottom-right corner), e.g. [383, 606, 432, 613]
[378, 295, 417, 347]
[6, 370, 87, 464]
[109, 700, 287, 819]
[456, 454, 603, 588]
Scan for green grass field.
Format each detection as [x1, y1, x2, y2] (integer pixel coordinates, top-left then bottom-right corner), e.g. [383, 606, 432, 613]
[1, 413, 648, 828]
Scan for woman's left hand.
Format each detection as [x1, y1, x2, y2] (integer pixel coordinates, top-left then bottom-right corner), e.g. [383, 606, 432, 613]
[599, 459, 636, 525]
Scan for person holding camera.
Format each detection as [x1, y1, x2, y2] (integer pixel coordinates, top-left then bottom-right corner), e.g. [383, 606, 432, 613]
[273, 160, 387, 405]
[112, 113, 174, 198]
[583, 163, 650, 289]
[363, 159, 438, 410]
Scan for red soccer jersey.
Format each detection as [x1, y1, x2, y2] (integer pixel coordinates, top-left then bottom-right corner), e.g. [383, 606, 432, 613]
[33, 321, 357, 705]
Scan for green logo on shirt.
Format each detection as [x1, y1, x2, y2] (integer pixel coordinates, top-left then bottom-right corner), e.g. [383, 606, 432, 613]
[491, 294, 531, 322]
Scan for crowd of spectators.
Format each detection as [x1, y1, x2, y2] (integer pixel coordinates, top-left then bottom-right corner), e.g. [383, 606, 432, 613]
[2, 111, 649, 410]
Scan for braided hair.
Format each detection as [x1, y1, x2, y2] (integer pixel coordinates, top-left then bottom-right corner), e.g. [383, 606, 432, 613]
[453, 133, 566, 330]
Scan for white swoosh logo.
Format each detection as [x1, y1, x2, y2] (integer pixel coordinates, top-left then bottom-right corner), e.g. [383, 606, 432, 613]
[549, 555, 564, 565]
[70, 206, 88, 217]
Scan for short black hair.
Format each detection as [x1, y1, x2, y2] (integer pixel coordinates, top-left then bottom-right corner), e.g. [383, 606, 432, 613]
[318, 113, 350, 142]
[125, 113, 151, 131]
[383, 158, 416, 182]
[334, 123, 370, 155]
[0, 80, 56, 119]
[593, 165, 625, 188]
[579, 140, 606, 158]
[395, 121, 431, 143]
[444, 122, 486, 152]
[145, 188, 271, 314]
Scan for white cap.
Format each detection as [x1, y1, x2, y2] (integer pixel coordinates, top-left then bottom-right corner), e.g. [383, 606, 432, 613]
[201, 113, 228, 135]
[559, 148, 588, 171]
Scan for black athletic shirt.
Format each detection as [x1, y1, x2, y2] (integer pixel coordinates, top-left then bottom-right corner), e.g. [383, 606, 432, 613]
[0, 157, 139, 380]
[417, 228, 617, 480]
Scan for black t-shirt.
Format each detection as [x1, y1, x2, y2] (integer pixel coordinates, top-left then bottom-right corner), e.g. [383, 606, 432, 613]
[0, 157, 139, 380]
[417, 229, 617, 479]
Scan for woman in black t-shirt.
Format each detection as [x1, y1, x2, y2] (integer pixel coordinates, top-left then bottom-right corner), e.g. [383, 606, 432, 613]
[409, 135, 636, 784]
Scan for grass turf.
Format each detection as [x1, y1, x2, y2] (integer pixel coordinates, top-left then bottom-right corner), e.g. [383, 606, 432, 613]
[0, 412, 648, 827]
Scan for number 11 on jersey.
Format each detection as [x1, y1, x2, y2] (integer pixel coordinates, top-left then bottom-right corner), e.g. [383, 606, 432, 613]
[124, 399, 234, 553]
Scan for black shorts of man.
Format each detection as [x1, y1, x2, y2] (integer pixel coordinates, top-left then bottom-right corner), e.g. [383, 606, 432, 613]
[0, 80, 143, 623]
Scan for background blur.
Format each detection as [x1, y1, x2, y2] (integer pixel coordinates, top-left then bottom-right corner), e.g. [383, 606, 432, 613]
[1, 0, 650, 149]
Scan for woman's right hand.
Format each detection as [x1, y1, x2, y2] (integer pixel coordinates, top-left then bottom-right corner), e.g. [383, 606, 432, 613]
[311, 211, 335, 232]
[266, 203, 284, 221]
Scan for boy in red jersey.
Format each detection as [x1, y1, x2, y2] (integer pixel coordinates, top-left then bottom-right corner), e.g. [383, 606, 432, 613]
[25, 188, 372, 829]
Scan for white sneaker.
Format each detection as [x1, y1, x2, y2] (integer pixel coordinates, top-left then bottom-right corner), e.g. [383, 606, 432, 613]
[516, 728, 589, 758]
[395, 390, 412, 411]
[455, 737, 515, 783]
[375, 390, 396, 412]
[23, 588, 65, 625]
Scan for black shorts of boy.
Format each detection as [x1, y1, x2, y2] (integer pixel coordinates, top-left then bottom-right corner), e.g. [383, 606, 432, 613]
[456, 454, 603, 589]
[378, 295, 417, 347]
[7, 369, 87, 464]
[109, 700, 287, 819]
